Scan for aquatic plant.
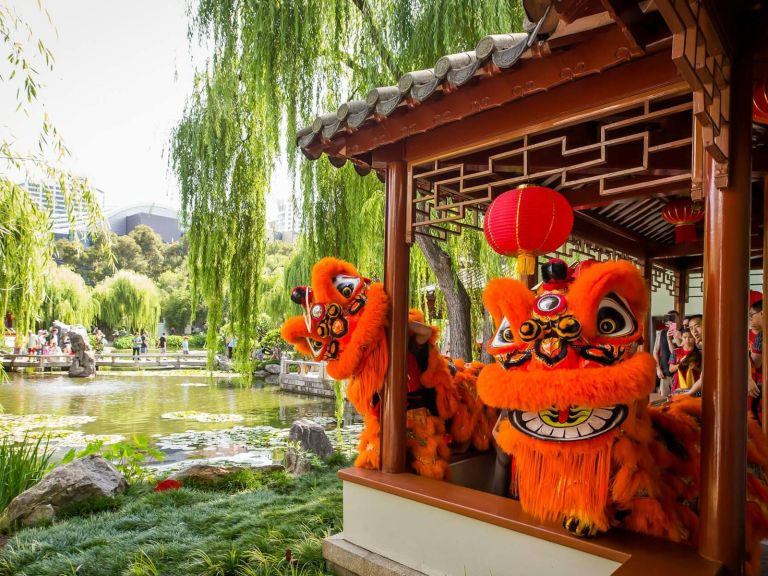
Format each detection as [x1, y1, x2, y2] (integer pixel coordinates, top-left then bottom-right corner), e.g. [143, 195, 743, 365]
[0, 433, 53, 513]
[160, 411, 244, 423]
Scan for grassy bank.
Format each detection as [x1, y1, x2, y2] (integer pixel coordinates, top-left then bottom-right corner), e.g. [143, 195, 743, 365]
[0, 461, 346, 576]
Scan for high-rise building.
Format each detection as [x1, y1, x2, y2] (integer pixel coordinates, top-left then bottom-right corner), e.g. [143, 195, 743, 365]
[21, 180, 106, 238]
[267, 199, 299, 243]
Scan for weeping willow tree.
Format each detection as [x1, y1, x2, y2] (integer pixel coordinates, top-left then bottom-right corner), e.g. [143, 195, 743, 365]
[92, 271, 161, 335]
[0, 2, 110, 347]
[40, 265, 97, 328]
[174, 0, 523, 363]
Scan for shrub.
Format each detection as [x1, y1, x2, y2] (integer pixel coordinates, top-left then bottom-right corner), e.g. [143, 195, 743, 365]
[112, 335, 134, 350]
[188, 333, 207, 349]
[0, 434, 53, 513]
[164, 335, 183, 351]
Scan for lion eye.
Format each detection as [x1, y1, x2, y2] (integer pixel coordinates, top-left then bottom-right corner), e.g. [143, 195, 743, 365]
[332, 275, 360, 299]
[492, 317, 514, 346]
[596, 293, 636, 337]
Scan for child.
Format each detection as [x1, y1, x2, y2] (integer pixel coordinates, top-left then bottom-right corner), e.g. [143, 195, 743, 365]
[669, 329, 701, 393]
[182, 335, 189, 355]
[132, 332, 142, 359]
[749, 294, 763, 423]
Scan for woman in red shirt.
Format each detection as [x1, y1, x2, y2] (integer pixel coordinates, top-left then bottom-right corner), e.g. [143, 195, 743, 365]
[669, 329, 701, 393]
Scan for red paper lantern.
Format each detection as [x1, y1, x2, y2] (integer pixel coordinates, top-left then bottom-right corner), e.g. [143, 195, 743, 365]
[754, 79, 768, 125]
[661, 199, 704, 244]
[483, 185, 574, 276]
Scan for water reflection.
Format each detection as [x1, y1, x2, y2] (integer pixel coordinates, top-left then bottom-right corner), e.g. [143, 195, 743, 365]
[0, 372, 338, 439]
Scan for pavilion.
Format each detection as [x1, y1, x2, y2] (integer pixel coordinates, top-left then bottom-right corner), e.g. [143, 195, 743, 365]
[298, 1, 768, 573]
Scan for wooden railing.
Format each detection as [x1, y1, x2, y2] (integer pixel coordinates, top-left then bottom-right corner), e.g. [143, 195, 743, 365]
[1, 352, 209, 371]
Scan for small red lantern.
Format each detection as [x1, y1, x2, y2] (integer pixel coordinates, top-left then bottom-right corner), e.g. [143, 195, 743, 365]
[483, 185, 574, 276]
[754, 79, 768, 125]
[661, 199, 704, 244]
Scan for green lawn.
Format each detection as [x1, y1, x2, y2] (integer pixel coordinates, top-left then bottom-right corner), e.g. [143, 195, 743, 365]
[0, 462, 346, 576]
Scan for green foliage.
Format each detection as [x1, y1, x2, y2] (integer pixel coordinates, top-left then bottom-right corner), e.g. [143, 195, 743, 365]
[0, 434, 53, 513]
[39, 264, 97, 327]
[173, 0, 524, 362]
[0, 463, 344, 575]
[93, 271, 162, 335]
[111, 335, 134, 349]
[183, 469, 295, 495]
[258, 328, 288, 352]
[59, 436, 164, 483]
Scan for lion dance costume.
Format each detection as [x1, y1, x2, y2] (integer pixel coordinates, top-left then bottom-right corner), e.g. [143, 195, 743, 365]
[478, 257, 768, 574]
[281, 257, 494, 479]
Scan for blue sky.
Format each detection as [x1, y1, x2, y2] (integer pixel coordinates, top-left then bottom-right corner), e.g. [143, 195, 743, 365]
[2, 1, 289, 214]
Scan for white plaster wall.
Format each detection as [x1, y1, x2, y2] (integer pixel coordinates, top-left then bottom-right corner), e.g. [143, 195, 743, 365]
[343, 482, 621, 576]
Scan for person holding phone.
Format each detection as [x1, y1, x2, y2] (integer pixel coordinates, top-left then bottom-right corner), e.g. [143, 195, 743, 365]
[654, 310, 680, 396]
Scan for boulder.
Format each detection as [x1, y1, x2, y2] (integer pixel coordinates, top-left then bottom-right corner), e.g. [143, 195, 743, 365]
[68, 332, 95, 377]
[214, 355, 234, 372]
[0, 455, 127, 530]
[264, 363, 282, 375]
[253, 370, 268, 378]
[170, 463, 283, 485]
[288, 418, 333, 458]
[265, 374, 279, 385]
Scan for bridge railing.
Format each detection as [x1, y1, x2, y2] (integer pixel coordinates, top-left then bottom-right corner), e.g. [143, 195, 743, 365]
[280, 357, 327, 379]
[2, 352, 209, 370]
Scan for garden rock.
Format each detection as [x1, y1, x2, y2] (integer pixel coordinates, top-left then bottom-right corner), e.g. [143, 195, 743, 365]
[68, 332, 95, 377]
[288, 418, 333, 458]
[170, 463, 283, 485]
[0, 455, 127, 530]
[214, 355, 234, 372]
[253, 370, 268, 378]
[265, 363, 281, 375]
[265, 374, 279, 385]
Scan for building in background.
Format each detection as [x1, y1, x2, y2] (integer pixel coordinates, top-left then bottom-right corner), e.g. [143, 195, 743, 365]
[267, 199, 298, 243]
[106, 203, 181, 243]
[22, 180, 106, 240]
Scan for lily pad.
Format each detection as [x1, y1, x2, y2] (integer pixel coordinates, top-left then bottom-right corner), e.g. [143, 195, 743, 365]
[160, 411, 245, 423]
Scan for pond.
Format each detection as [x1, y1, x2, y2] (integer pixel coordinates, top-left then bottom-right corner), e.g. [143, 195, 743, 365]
[0, 372, 355, 471]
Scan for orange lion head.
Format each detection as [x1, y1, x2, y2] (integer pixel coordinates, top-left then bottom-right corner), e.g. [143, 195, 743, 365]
[478, 258, 655, 439]
[280, 257, 389, 413]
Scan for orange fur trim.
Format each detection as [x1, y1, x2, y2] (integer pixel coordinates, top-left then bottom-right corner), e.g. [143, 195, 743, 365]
[355, 414, 380, 469]
[326, 283, 389, 380]
[280, 315, 317, 357]
[345, 335, 388, 415]
[477, 352, 656, 411]
[483, 278, 535, 338]
[408, 309, 440, 345]
[496, 420, 616, 531]
[421, 345, 460, 420]
[567, 260, 649, 343]
[407, 408, 450, 480]
[311, 257, 363, 304]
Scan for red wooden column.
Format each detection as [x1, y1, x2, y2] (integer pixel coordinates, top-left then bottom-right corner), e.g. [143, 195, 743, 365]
[381, 160, 409, 473]
[763, 176, 768, 435]
[698, 45, 752, 574]
[643, 258, 654, 354]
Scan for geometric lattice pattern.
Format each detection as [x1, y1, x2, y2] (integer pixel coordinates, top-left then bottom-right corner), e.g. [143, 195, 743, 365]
[409, 92, 692, 242]
[650, 264, 680, 297]
[656, 0, 730, 178]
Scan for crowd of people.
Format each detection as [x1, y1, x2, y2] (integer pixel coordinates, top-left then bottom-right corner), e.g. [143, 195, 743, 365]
[654, 290, 763, 423]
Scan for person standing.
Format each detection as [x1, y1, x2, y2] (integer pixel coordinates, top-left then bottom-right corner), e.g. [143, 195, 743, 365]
[654, 310, 680, 396]
[182, 335, 190, 355]
[132, 332, 142, 359]
[226, 336, 234, 359]
[159, 332, 167, 354]
[669, 329, 701, 392]
[140, 330, 149, 354]
[26, 330, 38, 355]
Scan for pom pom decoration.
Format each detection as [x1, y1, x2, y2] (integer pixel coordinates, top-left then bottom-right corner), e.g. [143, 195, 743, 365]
[754, 78, 768, 125]
[661, 199, 705, 244]
[483, 185, 574, 276]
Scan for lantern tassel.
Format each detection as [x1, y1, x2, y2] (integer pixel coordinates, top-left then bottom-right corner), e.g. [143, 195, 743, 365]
[516, 253, 537, 277]
[674, 224, 697, 244]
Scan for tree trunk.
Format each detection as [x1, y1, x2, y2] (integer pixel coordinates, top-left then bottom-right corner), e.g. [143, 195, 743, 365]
[416, 235, 473, 361]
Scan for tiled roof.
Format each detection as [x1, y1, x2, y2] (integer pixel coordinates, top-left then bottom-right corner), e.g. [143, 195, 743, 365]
[296, 6, 560, 155]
